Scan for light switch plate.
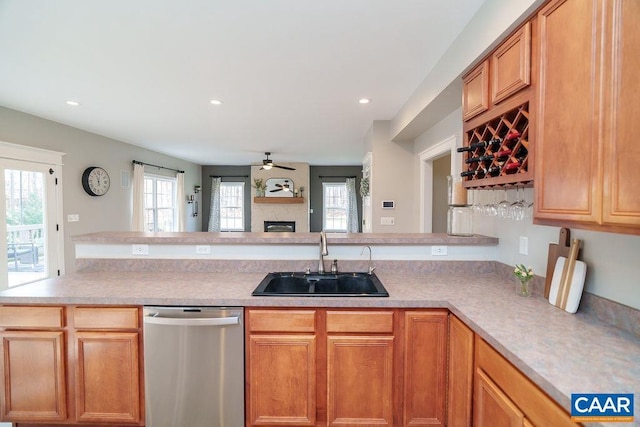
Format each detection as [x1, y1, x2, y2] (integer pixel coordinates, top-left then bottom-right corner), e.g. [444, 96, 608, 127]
[67, 214, 80, 222]
[380, 217, 395, 226]
[519, 236, 529, 255]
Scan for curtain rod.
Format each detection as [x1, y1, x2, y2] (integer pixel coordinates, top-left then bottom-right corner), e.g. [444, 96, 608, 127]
[209, 175, 249, 178]
[318, 175, 357, 179]
[132, 160, 184, 174]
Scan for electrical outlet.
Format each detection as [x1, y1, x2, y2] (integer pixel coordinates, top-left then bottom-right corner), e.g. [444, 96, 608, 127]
[519, 236, 529, 255]
[132, 244, 149, 256]
[431, 246, 448, 256]
[380, 217, 395, 226]
[195, 245, 211, 255]
[67, 214, 80, 222]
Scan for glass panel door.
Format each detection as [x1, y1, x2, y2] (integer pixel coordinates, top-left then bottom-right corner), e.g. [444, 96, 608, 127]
[1, 159, 59, 289]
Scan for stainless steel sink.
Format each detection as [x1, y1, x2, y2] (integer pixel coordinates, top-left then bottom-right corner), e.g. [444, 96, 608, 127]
[252, 272, 389, 297]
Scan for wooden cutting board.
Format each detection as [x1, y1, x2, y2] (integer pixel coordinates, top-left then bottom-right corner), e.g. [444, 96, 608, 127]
[544, 228, 571, 299]
[548, 239, 587, 313]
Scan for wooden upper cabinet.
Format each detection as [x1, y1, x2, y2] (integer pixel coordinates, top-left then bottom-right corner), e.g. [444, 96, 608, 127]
[535, 0, 602, 224]
[601, 0, 640, 227]
[535, 0, 640, 234]
[462, 60, 489, 121]
[491, 22, 531, 104]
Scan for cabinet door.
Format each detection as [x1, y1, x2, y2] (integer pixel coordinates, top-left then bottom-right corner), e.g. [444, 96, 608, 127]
[248, 335, 316, 426]
[327, 336, 394, 427]
[602, 0, 640, 227]
[463, 60, 490, 121]
[403, 311, 447, 427]
[474, 369, 525, 427]
[535, 0, 603, 224]
[447, 315, 474, 427]
[74, 332, 141, 424]
[491, 22, 531, 104]
[0, 331, 66, 422]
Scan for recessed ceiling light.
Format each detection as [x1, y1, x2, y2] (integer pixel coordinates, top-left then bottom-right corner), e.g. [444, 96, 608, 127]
[358, 98, 371, 104]
[65, 100, 80, 106]
[210, 99, 223, 105]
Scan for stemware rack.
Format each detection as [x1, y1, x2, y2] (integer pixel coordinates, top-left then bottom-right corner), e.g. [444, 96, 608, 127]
[460, 102, 533, 188]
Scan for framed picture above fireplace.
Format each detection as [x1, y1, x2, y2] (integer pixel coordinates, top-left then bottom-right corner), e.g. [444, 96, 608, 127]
[265, 178, 294, 197]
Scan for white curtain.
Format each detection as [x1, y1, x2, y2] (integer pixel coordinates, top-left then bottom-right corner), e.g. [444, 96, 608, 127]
[346, 177, 359, 233]
[131, 163, 145, 231]
[176, 172, 186, 231]
[208, 177, 221, 232]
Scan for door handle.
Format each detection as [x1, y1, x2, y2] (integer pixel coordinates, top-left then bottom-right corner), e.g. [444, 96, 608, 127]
[144, 315, 239, 327]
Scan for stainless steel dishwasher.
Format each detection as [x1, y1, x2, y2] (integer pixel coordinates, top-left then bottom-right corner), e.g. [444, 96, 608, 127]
[143, 306, 244, 427]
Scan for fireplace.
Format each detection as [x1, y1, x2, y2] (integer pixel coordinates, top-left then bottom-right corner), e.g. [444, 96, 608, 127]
[264, 221, 296, 232]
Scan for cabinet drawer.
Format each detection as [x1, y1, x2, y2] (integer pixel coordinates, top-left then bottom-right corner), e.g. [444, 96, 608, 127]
[0, 306, 64, 328]
[73, 307, 140, 329]
[326, 311, 394, 333]
[249, 309, 316, 333]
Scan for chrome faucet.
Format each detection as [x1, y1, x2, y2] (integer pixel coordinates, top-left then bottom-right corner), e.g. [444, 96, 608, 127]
[318, 231, 329, 273]
[361, 245, 375, 274]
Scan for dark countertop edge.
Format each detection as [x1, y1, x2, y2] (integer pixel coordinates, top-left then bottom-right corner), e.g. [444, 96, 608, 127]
[71, 231, 498, 246]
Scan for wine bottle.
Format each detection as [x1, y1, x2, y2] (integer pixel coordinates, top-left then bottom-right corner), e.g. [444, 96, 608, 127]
[457, 140, 489, 152]
[482, 165, 501, 177]
[503, 161, 521, 174]
[460, 170, 477, 177]
[504, 130, 521, 141]
[493, 149, 512, 161]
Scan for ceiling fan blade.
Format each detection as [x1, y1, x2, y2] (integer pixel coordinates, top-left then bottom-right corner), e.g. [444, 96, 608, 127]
[269, 188, 282, 192]
[274, 164, 296, 170]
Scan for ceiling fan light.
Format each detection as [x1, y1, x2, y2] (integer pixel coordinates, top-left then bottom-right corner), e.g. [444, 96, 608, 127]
[262, 164, 272, 170]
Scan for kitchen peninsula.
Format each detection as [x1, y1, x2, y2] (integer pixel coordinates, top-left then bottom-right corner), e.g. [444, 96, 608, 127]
[0, 232, 638, 427]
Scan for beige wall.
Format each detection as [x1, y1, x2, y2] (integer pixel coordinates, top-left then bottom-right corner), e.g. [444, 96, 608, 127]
[368, 121, 416, 233]
[0, 107, 202, 273]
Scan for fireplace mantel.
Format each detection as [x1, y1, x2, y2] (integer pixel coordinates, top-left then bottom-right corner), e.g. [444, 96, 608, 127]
[254, 197, 305, 204]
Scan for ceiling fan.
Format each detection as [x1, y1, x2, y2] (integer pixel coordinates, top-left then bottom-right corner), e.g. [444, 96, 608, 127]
[269, 180, 292, 193]
[260, 152, 296, 171]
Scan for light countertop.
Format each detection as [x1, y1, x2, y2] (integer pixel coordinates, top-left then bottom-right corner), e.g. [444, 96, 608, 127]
[0, 269, 638, 426]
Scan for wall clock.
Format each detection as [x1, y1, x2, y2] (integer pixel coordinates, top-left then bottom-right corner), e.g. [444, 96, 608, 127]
[82, 166, 110, 196]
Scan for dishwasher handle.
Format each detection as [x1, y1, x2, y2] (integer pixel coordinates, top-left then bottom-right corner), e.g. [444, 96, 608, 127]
[144, 314, 240, 327]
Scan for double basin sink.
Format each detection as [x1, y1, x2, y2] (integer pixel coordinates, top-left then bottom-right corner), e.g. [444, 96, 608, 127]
[252, 271, 389, 297]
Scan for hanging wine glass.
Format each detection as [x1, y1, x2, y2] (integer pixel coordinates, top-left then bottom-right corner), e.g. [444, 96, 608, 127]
[510, 186, 526, 221]
[497, 188, 511, 219]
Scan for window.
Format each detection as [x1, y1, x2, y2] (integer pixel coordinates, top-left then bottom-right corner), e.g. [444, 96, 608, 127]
[220, 182, 244, 231]
[323, 182, 348, 232]
[144, 175, 176, 232]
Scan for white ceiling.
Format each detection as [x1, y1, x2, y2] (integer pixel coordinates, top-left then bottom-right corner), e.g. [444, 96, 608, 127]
[0, 0, 485, 166]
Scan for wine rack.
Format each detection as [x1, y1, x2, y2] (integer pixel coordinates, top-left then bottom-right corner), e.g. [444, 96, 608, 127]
[460, 102, 532, 188]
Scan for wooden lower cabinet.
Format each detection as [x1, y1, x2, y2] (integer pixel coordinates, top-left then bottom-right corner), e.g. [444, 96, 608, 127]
[247, 308, 449, 427]
[326, 336, 394, 426]
[248, 335, 317, 426]
[475, 336, 579, 427]
[0, 331, 67, 422]
[447, 315, 474, 427]
[74, 332, 141, 423]
[403, 311, 448, 427]
[475, 368, 525, 427]
[0, 305, 144, 426]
